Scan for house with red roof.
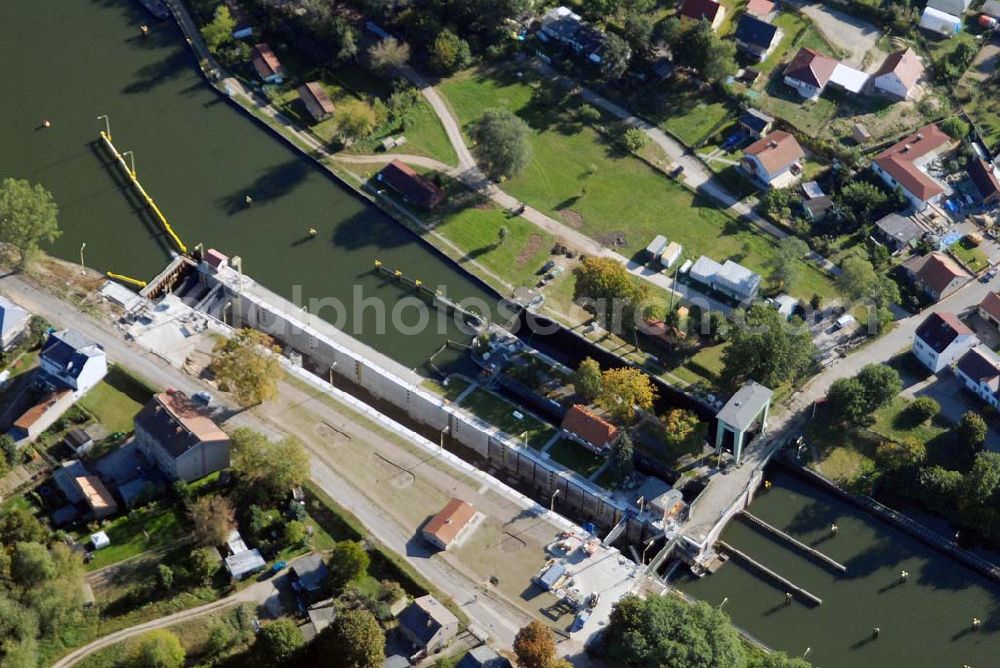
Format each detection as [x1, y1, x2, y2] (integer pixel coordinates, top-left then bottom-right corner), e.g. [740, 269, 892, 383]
[740, 131, 805, 188]
[872, 124, 952, 211]
[745, 0, 775, 18]
[561, 404, 619, 453]
[902, 251, 971, 302]
[377, 160, 445, 209]
[783, 48, 838, 99]
[969, 158, 1000, 206]
[912, 311, 978, 373]
[979, 291, 1000, 329]
[251, 43, 285, 84]
[679, 0, 727, 30]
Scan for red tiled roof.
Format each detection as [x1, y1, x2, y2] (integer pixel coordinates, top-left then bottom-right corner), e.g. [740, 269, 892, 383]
[784, 48, 838, 88]
[912, 252, 968, 296]
[981, 291, 1000, 322]
[679, 0, 723, 21]
[915, 311, 972, 353]
[970, 158, 1000, 200]
[745, 0, 775, 17]
[873, 47, 924, 91]
[298, 81, 335, 121]
[561, 404, 619, 448]
[252, 43, 284, 79]
[13, 389, 71, 430]
[874, 124, 950, 201]
[378, 160, 445, 209]
[422, 498, 476, 548]
[744, 130, 805, 174]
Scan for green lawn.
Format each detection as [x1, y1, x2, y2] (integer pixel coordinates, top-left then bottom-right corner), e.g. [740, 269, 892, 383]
[459, 387, 557, 448]
[869, 396, 950, 447]
[422, 375, 474, 402]
[433, 206, 554, 288]
[759, 12, 838, 76]
[77, 376, 148, 434]
[438, 66, 837, 301]
[82, 505, 185, 571]
[950, 239, 989, 274]
[656, 79, 736, 147]
[547, 437, 605, 477]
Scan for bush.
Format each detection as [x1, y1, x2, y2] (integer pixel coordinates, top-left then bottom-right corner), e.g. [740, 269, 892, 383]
[621, 127, 649, 152]
[909, 397, 939, 424]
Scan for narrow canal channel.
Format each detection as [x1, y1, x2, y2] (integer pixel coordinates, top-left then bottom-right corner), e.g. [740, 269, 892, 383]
[0, 0, 496, 372]
[675, 469, 1000, 667]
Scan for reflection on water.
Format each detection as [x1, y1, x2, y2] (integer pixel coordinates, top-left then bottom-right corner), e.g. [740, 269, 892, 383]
[674, 470, 1000, 667]
[0, 0, 495, 372]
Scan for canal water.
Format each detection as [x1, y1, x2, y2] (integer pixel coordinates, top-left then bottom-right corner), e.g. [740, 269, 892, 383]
[0, 0, 496, 372]
[674, 469, 1000, 667]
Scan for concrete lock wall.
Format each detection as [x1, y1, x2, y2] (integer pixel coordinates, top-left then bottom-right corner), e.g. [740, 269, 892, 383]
[223, 282, 632, 532]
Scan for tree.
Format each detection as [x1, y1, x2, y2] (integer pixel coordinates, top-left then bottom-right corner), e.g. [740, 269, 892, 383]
[578, 104, 602, 123]
[909, 396, 940, 423]
[826, 378, 868, 424]
[10, 542, 55, 588]
[0, 434, 17, 468]
[941, 116, 970, 139]
[230, 428, 310, 499]
[496, 226, 509, 247]
[960, 451, 1000, 537]
[919, 465, 964, 516]
[833, 182, 888, 232]
[605, 595, 745, 668]
[211, 328, 281, 407]
[876, 437, 926, 471]
[315, 609, 384, 668]
[368, 37, 410, 71]
[721, 304, 816, 389]
[654, 17, 685, 47]
[335, 101, 378, 143]
[572, 256, 649, 332]
[284, 520, 308, 547]
[602, 33, 632, 79]
[471, 108, 532, 180]
[661, 409, 707, 462]
[514, 620, 558, 668]
[836, 256, 899, 332]
[610, 433, 635, 480]
[0, 507, 47, 546]
[623, 11, 655, 53]
[674, 21, 736, 83]
[957, 411, 988, 455]
[769, 237, 808, 290]
[254, 619, 305, 665]
[156, 564, 174, 592]
[429, 29, 472, 74]
[0, 178, 61, 270]
[200, 5, 236, 54]
[622, 127, 649, 152]
[748, 652, 812, 668]
[598, 367, 655, 422]
[187, 495, 236, 547]
[574, 357, 603, 402]
[135, 630, 185, 668]
[328, 540, 370, 591]
[188, 546, 221, 584]
[856, 364, 901, 412]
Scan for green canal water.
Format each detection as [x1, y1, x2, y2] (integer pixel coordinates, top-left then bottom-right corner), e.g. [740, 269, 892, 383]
[0, 0, 495, 371]
[675, 469, 1000, 668]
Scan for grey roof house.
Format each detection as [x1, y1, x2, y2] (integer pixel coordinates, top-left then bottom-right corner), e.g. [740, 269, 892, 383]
[739, 109, 774, 138]
[458, 646, 512, 668]
[134, 391, 230, 482]
[875, 213, 923, 253]
[714, 382, 772, 465]
[399, 595, 460, 652]
[39, 330, 107, 395]
[290, 554, 331, 602]
[0, 295, 29, 351]
[733, 14, 780, 61]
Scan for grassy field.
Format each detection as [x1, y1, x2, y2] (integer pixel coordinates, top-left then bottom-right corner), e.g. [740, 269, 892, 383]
[459, 387, 557, 448]
[82, 505, 186, 571]
[869, 396, 950, 447]
[547, 437, 606, 478]
[78, 382, 145, 434]
[656, 79, 737, 147]
[951, 239, 989, 274]
[438, 66, 837, 301]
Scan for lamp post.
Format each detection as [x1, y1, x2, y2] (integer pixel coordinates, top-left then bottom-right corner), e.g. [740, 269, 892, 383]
[642, 538, 655, 565]
[122, 150, 136, 179]
[97, 114, 111, 140]
[550, 488, 561, 512]
[79, 242, 87, 275]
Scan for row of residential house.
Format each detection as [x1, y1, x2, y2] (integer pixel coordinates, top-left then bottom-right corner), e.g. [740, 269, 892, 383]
[783, 45, 924, 101]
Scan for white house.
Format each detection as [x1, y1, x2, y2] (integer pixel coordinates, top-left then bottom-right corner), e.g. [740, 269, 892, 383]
[912, 312, 978, 373]
[871, 47, 925, 100]
[0, 295, 29, 352]
[741, 131, 805, 188]
[872, 124, 951, 211]
[927, 0, 972, 16]
[39, 330, 108, 396]
[783, 47, 838, 99]
[955, 347, 1000, 408]
[920, 6, 962, 36]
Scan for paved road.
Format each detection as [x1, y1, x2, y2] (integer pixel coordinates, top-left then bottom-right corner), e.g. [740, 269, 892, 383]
[798, 2, 882, 69]
[53, 577, 276, 668]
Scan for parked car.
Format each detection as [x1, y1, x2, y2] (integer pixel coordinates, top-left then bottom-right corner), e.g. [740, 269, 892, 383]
[192, 391, 214, 406]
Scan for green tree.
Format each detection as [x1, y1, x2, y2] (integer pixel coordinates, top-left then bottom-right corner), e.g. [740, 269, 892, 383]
[919, 465, 964, 516]
[909, 396, 940, 423]
[574, 357, 603, 402]
[368, 37, 411, 71]
[623, 11, 655, 53]
[598, 367, 656, 422]
[0, 594, 40, 668]
[578, 104, 602, 123]
[188, 546, 221, 585]
[429, 29, 472, 74]
[769, 237, 809, 290]
[856, 364, 901, 412]
[622, 127, 649, 152]
[661, 409, 707, 462]
[156, 564, 174, 592]
[200, 5, 236, 54]
[10, 542, 55, 588]
[941, 116, 970, 139]
[721, 304, 816, 389]
[602, 33, 632, 79]
[187, 494, 237, 547]
[748, 651, 812, 668]
[134, 630, 185, 668]
[253, 619, 305, 666]
[335, 101, 378, 143]
[514, 620, 558, 668]
[610, 433, 635, 480]
[836, 256, 899, 332]
[314, 608, 385, 668]
[471, 108, 532, 180]
[211, 328, 281, 407]
[229, 428, 311, 499]
[606, 595, 746, 668]
[654, 17, 685, 47]
[960, 451, 1000, 538]
[833, 182, 888, 232]
[572, 256, 649, 332]
[876, 437, 926, 471]
[284, 520, 308, 547]
[0, 507, 47, 547]
[674, 21, 736, 83]
[958, 411, 988, 455]
[826, 377, 868, 424]
[328, 540, 370, 591]
[0, 178, 61, 270]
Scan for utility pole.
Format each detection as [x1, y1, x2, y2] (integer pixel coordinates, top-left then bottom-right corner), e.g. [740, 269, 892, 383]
[79, 242, 87, 275]
[97, 114, 111, 140]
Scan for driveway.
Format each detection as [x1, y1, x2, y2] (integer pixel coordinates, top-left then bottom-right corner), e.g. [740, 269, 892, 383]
[799, 3, 882, 69]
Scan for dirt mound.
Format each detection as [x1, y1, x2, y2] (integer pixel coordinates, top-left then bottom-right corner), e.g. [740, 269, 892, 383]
[559, 209, 584, 229]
